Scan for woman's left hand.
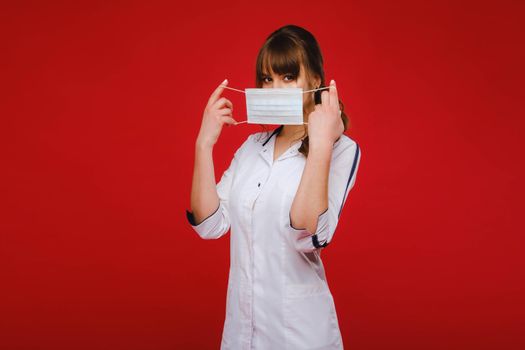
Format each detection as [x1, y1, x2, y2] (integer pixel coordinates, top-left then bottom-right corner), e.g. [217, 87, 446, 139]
[307, 80, 344, 147]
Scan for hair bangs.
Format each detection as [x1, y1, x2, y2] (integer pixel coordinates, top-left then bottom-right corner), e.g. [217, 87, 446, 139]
[256, 36, 304, 86]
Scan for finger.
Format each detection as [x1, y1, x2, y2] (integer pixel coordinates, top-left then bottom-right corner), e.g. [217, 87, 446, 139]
[218, 108, 232, 116]
[329, 79, 339, 109]
[220, 116, 237, 125]
[207, 79, 228, 106]
[321, 90, 329, 106]
[213, 97, 233, 110]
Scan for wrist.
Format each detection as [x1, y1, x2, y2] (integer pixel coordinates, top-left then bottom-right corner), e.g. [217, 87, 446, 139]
[308, 141, 333, 160]
[309, 138, 334, 151]
[195, 138, 214, 152]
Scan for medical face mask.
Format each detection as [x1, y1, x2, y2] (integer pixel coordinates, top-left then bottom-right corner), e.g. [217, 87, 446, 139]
[222, 85, 330, 125]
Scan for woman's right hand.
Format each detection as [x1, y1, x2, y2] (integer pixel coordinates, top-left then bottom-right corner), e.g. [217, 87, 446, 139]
[196, 79, 237, 148]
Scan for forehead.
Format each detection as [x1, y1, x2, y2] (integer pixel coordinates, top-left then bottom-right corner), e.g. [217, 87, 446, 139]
[262, 64, 305, 76]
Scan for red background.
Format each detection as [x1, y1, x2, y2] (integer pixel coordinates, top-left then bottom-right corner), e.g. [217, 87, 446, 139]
[1, 1, 524, 349]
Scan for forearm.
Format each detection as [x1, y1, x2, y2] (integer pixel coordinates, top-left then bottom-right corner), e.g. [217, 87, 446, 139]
[290, 140, 333, 233]
[190, 141, 220, 224]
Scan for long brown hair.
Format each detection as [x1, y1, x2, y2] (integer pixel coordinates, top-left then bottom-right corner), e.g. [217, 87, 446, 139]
[254, 24, 350, 157]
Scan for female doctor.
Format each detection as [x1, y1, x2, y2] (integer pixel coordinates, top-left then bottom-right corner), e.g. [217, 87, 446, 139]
[186, 25, 361, 350]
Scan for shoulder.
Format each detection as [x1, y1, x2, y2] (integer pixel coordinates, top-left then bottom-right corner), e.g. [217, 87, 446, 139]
[331, 134, 361, 168]
[248, 130, 275, 145]
[233, 130, 273, 156]
[333, 134, 360, 157]
[240, 130, 275, 148]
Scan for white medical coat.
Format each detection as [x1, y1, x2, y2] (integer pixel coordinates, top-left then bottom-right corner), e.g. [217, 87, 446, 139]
[186, 125, 361, 350]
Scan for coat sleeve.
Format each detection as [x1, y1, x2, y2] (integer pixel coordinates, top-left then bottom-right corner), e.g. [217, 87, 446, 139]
[185, 135, 251, 240]
[287, 140, 361, 252]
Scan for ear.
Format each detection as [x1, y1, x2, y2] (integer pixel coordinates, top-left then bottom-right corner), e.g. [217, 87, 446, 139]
[314, 76, 322, 89]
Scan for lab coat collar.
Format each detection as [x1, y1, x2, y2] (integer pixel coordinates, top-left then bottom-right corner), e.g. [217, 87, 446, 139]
[259, 125, 303, 165]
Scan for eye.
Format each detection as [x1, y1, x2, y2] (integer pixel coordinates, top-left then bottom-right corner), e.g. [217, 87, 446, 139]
[283, 74, 295, 82]
[262, 76, 272, 83]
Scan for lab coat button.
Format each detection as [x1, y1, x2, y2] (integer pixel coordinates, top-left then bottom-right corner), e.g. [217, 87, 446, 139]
[258, 183, 261, 187]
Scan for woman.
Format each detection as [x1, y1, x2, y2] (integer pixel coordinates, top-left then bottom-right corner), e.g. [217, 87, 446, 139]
[186, 24, 361, 350]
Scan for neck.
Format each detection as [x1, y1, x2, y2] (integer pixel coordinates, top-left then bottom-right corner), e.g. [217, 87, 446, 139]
[279, 124, 306, 140]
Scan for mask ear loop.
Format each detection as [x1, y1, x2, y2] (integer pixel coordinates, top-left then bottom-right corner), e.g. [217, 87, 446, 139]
[219, 85, 337, 125]
[302, 86, 330, 93]
[221, 86, 245, 94]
